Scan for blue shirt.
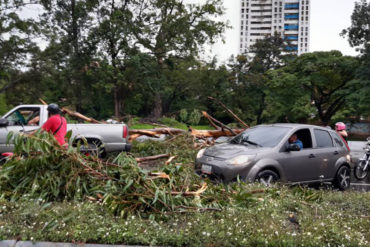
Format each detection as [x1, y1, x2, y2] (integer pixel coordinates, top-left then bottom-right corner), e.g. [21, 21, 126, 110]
[292, 139, 303, 149]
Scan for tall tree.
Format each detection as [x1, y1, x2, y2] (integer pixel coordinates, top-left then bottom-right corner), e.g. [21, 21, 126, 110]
[89, 0, 135, 117]
[129, 0, 227, 118]
[0, 0, 38, 94]
[228, 33, 294, 124]
[341, 0, 370, 118]
[39, 0, 99, 112]
[269, 51, 359, 125]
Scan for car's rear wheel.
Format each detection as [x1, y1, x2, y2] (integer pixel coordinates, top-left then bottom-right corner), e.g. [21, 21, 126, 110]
[256, 170, 279, 186]
[333, 166, 351, 191]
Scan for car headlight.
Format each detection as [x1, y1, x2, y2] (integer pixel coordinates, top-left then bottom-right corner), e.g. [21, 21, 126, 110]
[196, 148, 206, 159]
[229, 155, 255, 166]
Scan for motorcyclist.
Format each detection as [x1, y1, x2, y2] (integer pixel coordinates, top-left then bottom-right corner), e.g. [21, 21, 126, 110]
[335, 122, 348, 142]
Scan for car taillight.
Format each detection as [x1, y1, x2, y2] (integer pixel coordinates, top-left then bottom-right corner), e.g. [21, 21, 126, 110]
[123, 125, 128, 139]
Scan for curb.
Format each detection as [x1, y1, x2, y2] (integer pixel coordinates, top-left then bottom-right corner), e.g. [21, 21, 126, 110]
[0, 241, 146, 247]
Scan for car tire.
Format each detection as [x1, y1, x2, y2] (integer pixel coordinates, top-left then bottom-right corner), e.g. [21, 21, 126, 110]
[256, 170, 279, 186]
[354, 160, 368, 180]
[333, 166, 351, 191]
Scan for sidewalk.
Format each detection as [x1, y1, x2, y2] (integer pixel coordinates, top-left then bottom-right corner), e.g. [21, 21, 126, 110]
[0, 241, 146, 247]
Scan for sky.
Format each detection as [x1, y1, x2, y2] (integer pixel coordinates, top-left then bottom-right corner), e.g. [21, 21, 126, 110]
[200, 0, 360, 63]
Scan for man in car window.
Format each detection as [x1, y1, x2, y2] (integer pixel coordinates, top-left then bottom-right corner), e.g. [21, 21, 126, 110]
[288, 134, 303, 150]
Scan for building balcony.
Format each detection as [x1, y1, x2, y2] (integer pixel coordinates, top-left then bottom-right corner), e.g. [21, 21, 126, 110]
[284, 24, 299, 30]
[285, 3, 299, 9]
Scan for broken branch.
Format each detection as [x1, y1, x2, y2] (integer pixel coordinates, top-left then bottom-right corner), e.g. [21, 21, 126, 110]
[208, 96, 249, 128]
[135, 154, 170, 163]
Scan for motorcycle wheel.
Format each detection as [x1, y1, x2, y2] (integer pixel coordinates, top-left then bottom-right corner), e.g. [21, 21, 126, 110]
[354, 160, 368, 180]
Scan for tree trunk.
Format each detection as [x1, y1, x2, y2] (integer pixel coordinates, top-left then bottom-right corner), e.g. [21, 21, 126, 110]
[256, 92, 266, 124]
[151, 93, 163, 119]
[113, 86, 122, 118]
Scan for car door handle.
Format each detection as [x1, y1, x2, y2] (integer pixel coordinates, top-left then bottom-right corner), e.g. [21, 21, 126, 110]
[333, 151, 339, 155]
[308, 154, 315, 158]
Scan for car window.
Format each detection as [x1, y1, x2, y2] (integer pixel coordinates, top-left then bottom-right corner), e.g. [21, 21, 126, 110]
[314, 129, 334, 148]
[5, 107, 40, 126]
[230, 126, 291, 147]
[331, 132, 345, 147]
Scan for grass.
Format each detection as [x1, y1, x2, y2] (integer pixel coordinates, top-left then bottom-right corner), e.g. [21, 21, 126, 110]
[0, 134, 369, 246]
[0, 187, 369, 246]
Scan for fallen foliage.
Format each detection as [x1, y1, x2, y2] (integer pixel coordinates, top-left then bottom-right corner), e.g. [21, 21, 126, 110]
[0, 132, 262, 216]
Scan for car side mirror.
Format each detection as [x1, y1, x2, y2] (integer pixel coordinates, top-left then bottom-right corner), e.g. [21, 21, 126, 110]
[0, 118, 8, 127]
[287, 143, 301, 151]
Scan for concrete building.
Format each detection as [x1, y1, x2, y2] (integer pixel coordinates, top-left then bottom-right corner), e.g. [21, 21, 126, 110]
[239, 0, 310, 55]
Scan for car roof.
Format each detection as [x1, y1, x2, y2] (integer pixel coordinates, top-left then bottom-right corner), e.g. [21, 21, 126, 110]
[256, 123, 335, 133]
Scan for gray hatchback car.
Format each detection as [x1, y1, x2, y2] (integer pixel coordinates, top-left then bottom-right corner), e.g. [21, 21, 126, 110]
[195, 124, 352, 190]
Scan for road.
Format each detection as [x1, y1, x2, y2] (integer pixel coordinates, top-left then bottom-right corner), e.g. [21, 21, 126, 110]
[348, 141, 370, 192]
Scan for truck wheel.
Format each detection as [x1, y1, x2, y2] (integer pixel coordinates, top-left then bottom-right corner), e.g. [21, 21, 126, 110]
[255, 170, 279, 186]
[333, 166, 351, 191]
[87, 141, 106, 158]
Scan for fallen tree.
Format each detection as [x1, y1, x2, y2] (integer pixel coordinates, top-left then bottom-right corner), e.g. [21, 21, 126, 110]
[0, 132, 264, 216]
[129, 112, 247, 141]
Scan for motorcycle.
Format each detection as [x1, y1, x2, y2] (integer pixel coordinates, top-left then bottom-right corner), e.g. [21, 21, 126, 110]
[354, 137, 370, 180]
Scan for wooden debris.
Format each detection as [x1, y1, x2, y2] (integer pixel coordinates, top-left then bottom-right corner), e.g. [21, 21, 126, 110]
[208, 96, 249, 128]
[190, 128, 244, 138]
[39, 98, 105, 124]
[202, 111, 221, 130]
[135, 154, 170, 163]
[61, 107, 103, 124]
[201, 111, 235, 135]
[148, 172, 171, 180]
[171, 183, 208, 196]
[165, 156, 177, 165]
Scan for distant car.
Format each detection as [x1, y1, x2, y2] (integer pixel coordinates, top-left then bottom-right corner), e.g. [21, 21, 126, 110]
[195, 124, 352, 190]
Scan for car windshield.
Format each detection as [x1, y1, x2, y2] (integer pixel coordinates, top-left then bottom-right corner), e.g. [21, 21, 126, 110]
[230, 126, 291, 147]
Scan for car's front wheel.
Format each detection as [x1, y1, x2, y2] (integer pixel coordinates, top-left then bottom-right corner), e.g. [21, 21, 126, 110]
[333, 166, 351, 191]
[256, 170, 279, 186]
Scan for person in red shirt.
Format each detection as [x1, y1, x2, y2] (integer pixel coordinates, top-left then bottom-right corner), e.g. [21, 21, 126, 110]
[41, 103, 67, 146]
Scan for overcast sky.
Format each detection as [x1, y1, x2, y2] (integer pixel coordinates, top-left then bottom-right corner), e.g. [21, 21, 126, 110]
[201, 0, 360, 63]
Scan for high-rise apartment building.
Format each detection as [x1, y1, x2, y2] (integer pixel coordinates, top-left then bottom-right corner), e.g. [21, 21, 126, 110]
[239, 0, 310, 55]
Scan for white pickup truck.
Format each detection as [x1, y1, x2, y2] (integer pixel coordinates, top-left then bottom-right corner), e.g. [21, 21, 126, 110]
[0, 104, 131, 155]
